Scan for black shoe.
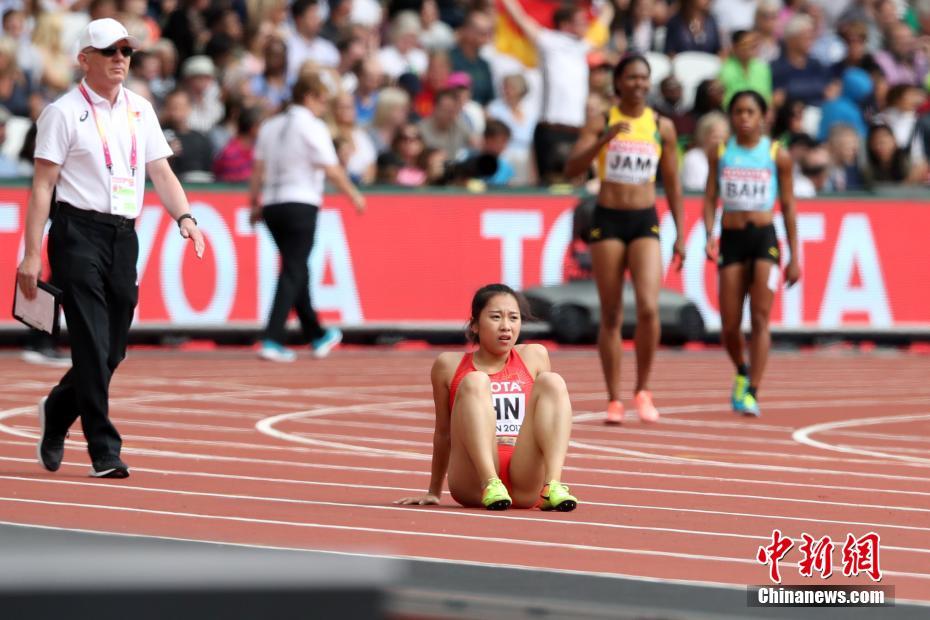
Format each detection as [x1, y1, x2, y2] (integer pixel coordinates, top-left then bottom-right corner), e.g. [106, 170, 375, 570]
[36, 397, 66, 472]
[89, 461, 130, 479]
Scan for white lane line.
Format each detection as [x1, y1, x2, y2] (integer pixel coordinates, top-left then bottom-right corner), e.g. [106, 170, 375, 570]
[4, 452, 930, 502]
[1, 496, 928, 581]
[3, 466, 930, 546]
[793, 414, 930, 466]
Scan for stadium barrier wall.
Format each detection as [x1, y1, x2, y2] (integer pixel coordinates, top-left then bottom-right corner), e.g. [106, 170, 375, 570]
[1, 187, 926, 334]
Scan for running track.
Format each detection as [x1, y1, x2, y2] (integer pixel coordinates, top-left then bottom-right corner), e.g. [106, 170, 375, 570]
[0, 347, 928, 605]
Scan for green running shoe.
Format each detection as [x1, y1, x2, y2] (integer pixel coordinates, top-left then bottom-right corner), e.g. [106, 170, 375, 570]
[731, 374, 749, 411]
[482, 477, 512, 510]
[735, 391, 761, 417]
[540, 480, 578, 512]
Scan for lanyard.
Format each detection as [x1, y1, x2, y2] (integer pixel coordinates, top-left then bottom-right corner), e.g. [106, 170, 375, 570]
[78, 82, 137, 175]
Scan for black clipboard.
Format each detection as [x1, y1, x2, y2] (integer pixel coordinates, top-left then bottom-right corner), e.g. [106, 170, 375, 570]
[12, 280, 62, 336]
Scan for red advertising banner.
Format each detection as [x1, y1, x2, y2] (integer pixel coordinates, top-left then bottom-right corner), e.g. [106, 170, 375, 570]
[1, 188, 927, 331]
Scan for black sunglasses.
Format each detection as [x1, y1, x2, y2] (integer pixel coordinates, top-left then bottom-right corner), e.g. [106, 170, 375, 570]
[94, 46, 134, 58]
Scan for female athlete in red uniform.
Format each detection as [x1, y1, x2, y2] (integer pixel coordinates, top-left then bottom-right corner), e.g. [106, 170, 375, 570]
[396, 284, 578, 511]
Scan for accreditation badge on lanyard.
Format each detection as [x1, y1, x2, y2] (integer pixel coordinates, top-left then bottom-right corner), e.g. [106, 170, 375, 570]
[78, 83, 139, 218]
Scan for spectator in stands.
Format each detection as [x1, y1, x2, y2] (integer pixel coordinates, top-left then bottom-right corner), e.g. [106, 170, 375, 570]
[831, 18, 884, 106]
[0, 41, 33, 118]
[120, 0, 160, 49]
[213, 106, 261, 183]
[480, 119, 515, 186]
[320, 0, 353, 44]
[367, 85, 409, 153]
[162, 88, 215, 181]
[863, 122, 928, 185]
[0, 106, 25, 177]
[207, 94, 243, 153]
[798, 142, 833, 195]
[664, 0, 722, 56]
[874, 83, 927, 162]
[772, 98, 806, 144]
[681, 110, 728, 191]
[2, 9, 42, 83]
[250, 35, 290, 113]
[752, 0, 782, 63]
[501, 0, 613, 185]
[418, 88, 474, 161]
[353, 56, 384, 126]
[449, 9, 494, 105]
[419, 0, 455, 51]
[712, 0, 758, 39]
[149, 39, 178, 103]
[378, 11, 428, 80]
[720, 30, 773, 106]
[686, 78, 725, 139]
[874, 21, 930, 88]
[617, 0, 660, 53]
[335, 34, 366, 93]
[446, 72, 484, 136]
[391, 122, 428, 186]
[818, 66, 872, 141]
[32, 12, 73, 96]
[587, 52, 614, 99]
[487, 72, 537, 186]
[414, 50, 451, 118]
[287, 0, 339, 82]
[771, 13, 838, 108]
[162, 0, 212, 64]
[806, 2, 846, 68]
[180, 55, 225, 133]
[825, 123, 866, 191]
[652, 75, 694, 138]
[331, 90, 377, 184]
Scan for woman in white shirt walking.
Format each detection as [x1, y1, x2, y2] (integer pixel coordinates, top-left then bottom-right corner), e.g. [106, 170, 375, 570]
[249, 71, 365, 362]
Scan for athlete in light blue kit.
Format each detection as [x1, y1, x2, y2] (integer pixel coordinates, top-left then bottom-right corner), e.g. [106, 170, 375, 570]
[703, 90, 801, 416]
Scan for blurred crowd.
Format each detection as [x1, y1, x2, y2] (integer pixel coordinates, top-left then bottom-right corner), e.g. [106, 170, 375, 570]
[0, 0, 929, 193]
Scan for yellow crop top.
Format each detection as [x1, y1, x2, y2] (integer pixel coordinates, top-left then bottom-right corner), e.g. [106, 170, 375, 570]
[597, 106, 662, 185]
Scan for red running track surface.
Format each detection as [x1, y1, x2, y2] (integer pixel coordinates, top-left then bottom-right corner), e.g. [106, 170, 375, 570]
[0, 347, 928, 602]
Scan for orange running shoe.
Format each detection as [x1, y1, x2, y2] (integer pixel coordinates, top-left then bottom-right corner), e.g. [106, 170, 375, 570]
[634, 390, 659, 422]
[605, 400, 624, 425]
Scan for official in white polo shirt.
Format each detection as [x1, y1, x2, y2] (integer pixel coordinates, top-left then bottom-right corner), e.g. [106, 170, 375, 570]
[16, 18, 206, 479]
[249, 71, 364, 362]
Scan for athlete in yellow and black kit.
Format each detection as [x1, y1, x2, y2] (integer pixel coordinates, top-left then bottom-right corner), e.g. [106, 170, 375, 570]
[565, 54, 685, 426]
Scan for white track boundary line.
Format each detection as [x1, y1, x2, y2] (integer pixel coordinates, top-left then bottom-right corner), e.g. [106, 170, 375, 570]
[1, 496, 928, 581]
[793, 414, 930, 466]
[2, 470, 929, 556]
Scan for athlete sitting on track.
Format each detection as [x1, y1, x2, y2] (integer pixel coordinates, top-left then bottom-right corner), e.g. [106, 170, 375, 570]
[395, 284, 578, 511]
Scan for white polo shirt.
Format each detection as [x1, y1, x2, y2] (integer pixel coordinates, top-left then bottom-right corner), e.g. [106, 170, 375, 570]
[254, 104, 338, 207]
[35, 81, 173, 219]
[536, 29, 590, 127]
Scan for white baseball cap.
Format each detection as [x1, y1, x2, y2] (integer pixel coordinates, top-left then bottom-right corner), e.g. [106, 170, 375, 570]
[77, 18, 140, 52]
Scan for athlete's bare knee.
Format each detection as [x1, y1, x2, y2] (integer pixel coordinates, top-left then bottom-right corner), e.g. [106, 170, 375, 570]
[750, 310, 769, 333]
[535, 371, 567, 394]
[458, 371, 491, 395]
[599, 312, 622, 332]
[636, 302, 658, 325]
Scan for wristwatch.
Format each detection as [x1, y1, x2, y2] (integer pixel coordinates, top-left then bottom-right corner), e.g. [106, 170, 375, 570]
[177, 213, 197, 227]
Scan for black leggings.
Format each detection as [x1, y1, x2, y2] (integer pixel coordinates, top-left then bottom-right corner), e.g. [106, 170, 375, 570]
[262, 202, 325, 344]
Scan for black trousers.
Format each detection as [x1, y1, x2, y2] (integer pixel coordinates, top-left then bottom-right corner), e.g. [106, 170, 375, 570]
[44, 206, 138, 466]
[533, 122, 581, 186]
[263, 202, 325, 344]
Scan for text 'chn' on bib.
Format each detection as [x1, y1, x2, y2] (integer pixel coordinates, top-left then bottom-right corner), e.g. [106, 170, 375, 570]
[719, 137, 779, 213]
[599, 106, 662, 186]
[491, 380, 527, 437]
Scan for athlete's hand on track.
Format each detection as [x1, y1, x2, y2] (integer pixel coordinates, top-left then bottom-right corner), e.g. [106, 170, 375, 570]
[394, 494, 440, 506]
[704, 237, 718, 263]
[784, 259, 801, 287]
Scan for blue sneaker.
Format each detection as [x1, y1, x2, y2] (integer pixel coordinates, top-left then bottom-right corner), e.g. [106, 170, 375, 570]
[258, 339, 296, 362]
[311, 328, 342, 358]
[731, 374, 749, 411]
